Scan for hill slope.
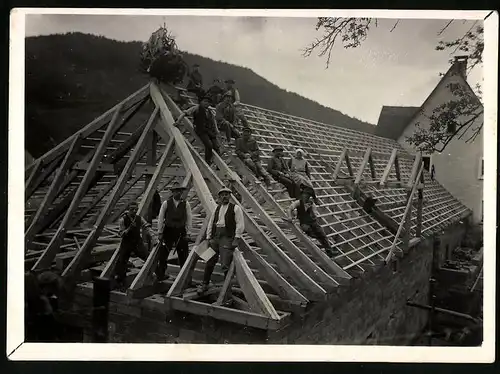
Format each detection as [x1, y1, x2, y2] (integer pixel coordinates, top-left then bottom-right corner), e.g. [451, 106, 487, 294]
[25, 32, 375, 158]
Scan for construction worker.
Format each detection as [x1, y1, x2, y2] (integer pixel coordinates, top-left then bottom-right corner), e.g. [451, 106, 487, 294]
[115, 202, 158, 287]
[206, 78, 225, 106]
[224, 79, 249, 128]
[286, 193, 337, 257]
[216, 91, 241, 145]
[266, 146, 297, 198]
[198, 187, 245, 293]
[174, 95, 220, 165]
[288, 148, 319, 204]
[235, 126, 271, 186]
[186, 63, 204, 99]
[156, 183, 192, 281]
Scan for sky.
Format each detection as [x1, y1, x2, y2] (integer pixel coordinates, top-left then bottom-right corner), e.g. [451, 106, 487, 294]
[25, 13, 484, 125]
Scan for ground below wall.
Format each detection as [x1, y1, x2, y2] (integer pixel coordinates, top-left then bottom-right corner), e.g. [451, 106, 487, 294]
[58, 224, 467, 345]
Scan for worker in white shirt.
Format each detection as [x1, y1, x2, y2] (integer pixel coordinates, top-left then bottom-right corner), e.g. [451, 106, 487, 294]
[156, 183, 192, 281]
[198, 187, 245, 293]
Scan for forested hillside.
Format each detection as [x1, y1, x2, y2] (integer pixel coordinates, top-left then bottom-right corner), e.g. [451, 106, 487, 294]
[25, 32, 375, 157]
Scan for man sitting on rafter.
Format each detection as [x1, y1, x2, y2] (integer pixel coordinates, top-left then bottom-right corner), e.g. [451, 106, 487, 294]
[235, 126, 271, 187]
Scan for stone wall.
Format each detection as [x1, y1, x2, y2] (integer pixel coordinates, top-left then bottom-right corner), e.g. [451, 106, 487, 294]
[64, 224, 467, 345]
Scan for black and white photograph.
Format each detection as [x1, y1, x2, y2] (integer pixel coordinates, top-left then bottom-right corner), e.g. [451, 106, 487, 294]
[7, 9, 497, 361]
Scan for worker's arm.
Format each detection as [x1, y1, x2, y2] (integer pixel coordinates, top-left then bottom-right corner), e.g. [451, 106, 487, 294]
[215, 104, 232, 127]
[234, 205, 245, 238]
[157, 201, 168, 235]
[118, 216, 130, 237]
[206, 210, 216, 241]
[266, 158, 277, 175]
[305, 162, 311, 179]
[140, 217, 158, 243]
[174, 105, 199, 125]
[233, 89, 241, 104]
[287, 200, 300, 220]
[185, 201, 193, 235]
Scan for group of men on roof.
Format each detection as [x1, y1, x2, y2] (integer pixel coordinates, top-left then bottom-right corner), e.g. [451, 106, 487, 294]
[113, 63, 340, 294]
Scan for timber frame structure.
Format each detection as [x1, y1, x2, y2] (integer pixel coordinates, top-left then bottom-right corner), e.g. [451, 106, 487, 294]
[25, 81, 472, 332]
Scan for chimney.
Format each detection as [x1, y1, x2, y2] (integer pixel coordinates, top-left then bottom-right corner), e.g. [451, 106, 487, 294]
[453, 55, 468, 78]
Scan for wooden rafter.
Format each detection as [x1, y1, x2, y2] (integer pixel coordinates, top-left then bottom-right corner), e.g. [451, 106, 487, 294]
[380, 149, 398, 186]
[354, 147, 372, 185]
[62, 107, 159, 281]
[32, 103, 125, 271]
[333, 148, 353, 181]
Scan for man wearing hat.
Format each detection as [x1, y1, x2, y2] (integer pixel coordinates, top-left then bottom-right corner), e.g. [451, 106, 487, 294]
[266, 146, 297, 198]
[174, 95, 220, 164]
[224, 79, 249, 128]
[115, 201, 158, 286]
[186, 63, 204, 99]
[156, 183, 193, 281]
[206, 78, 225, 106]
[236, 126, 271, 186]
[216, 91, 241, 144]
[199, 186, 245, 293]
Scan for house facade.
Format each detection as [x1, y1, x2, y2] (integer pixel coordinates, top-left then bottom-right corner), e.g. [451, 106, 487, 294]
[377, 56, 484, 223]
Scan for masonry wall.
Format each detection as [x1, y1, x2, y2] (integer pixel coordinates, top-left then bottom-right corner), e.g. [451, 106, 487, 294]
[397, 71, 483, 223]
[63, 224, 467, 345]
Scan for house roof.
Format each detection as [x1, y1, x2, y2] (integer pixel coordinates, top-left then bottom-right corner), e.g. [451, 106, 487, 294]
[375, 106, 420, 140]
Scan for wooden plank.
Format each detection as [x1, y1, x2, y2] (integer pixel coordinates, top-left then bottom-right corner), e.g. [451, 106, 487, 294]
[25, 135, 82, 245]
[333, 148, 347, 181]
[62, 107, 160, 280]
[106, 172, 149, 224]
[32, 104, 125, 271]
[25, 159, 43, 197]
[416, 173, 424, 237]
[214, 260, 235, 306]
[233, 250, 280, 319]
[407, 152, 422, 189]
[25, 155, 64, 202]
[380, 149, 398, 186]
[166, 296, 287, 330]
[26, 84, 150, 171]
[344, 150, 354, 176]
[354, 147, 372, 185]
[394, 155, 401, 181]
[368, 153, 376, 180]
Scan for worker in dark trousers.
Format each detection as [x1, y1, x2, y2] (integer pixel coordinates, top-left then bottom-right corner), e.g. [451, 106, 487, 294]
[174, 95, 220, 165]
[186, 63, 204, 100]
[286, 193, 337, 257]
[216, 91, 241, 145]
[235, 126, 271, 186]
[224, 78, 249, 128]
[198, 187, 245, 293]
[267, 146, 297, 198]
[156, 184, 192, 281]
[115, 202, 158, 287]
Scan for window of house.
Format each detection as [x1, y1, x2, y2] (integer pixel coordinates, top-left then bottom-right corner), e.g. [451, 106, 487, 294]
[422, 156, 431, 172]
[478, 157, 484, 180]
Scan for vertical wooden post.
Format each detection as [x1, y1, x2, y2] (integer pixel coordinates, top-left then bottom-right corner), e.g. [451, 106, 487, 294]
[92, 276, 110, 343]
[416, 189, 424, 237]
[403, 190, 412, 249]
[144, 131, 158, 223]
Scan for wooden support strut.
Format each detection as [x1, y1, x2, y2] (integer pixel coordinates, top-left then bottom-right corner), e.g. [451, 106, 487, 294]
[162, 87, 328, 299]
[62, 107, 160, 281]
[354, 147, 372, 185]
[380, 148, 398, 186]
[32, 103, 126, 272]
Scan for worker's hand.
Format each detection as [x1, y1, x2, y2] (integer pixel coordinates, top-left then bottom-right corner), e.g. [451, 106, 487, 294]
[231, 237, 240, 249]
[282, 216, 292, 223]
[208, 239, 216, 249]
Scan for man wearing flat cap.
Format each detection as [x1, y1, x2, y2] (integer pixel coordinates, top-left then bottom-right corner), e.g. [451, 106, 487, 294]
[199, 186, 245, 293]
[236, 126, 271, 186]
[266, 146, 297, 198]
[174, 95, 220, 164]
[156, 183, 192, 281]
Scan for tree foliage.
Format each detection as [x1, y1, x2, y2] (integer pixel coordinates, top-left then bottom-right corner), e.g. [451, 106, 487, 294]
[304, 18, 484, 152]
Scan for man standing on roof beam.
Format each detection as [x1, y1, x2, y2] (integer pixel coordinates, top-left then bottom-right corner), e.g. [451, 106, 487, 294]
[198, 187, 245, 293]
[285, 192, 338, 258]
[216, 91, 242, 145]
[115, 202, 158, 288]
[267, 146, 298, 199]
[186, 63, 204, 100]
[224, 78, 249, 128]
[235, 126, 272, 187]
[174, 95, 221, 165]
[156, 183, 192, 282]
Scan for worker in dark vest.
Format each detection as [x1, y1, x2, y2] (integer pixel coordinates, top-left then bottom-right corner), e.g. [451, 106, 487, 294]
[216, 91, 241, 145]
[267, 146, 297, 198]
[115, 202, 158, 286]
[198, 187, 245, 293]
[224, 78, 249, 128]
[235, 126, 271, 186]
[156, 183, 192, 281]
[174, 95, 220, 165]
[286, 193, 337, 257]
[186, 63, 204, 100]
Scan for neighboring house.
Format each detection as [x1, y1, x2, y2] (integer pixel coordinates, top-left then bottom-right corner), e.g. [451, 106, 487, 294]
[376, 56, 483, 223]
